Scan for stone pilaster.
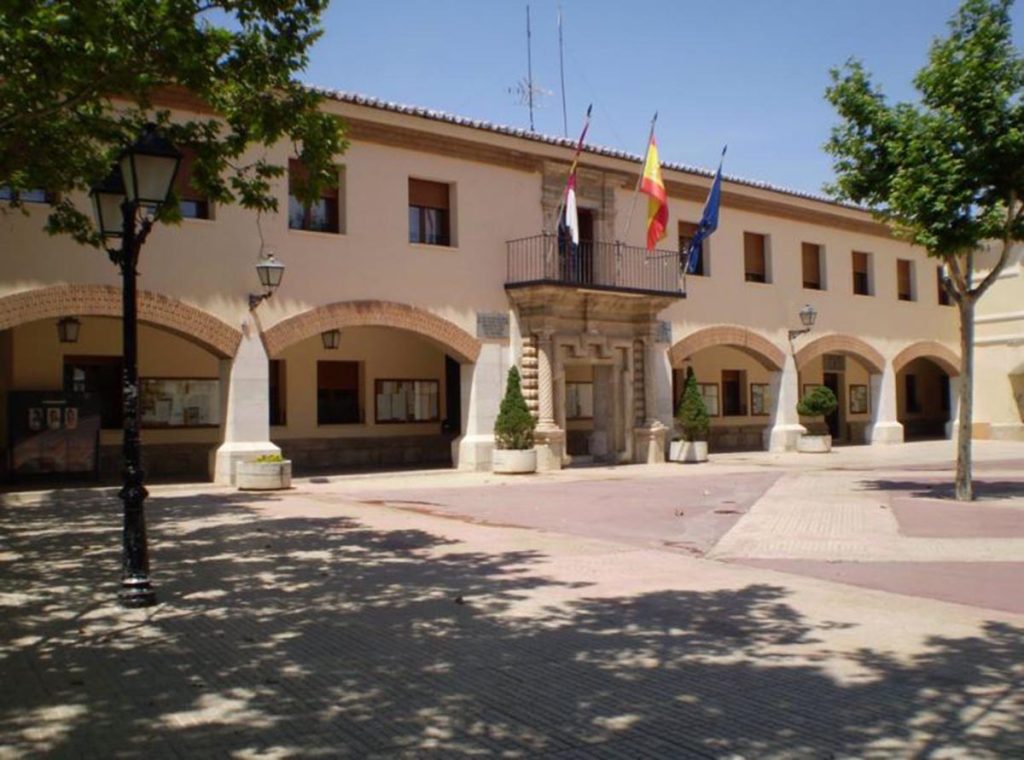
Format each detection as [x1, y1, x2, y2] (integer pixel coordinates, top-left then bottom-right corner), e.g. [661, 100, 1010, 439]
[455, 343, 506, 471]
[213, 315, 280, 484]
[533, 330, 565, 470]
[867, 363, 905, 444]
[765, 353, 806, 452]
[632, 334, 668, 463]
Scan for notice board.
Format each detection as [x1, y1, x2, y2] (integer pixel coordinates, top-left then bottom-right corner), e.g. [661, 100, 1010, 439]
[7, 391, 100, 476]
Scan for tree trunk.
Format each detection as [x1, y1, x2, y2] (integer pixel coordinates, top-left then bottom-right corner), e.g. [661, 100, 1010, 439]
[955, 295, 975, 501]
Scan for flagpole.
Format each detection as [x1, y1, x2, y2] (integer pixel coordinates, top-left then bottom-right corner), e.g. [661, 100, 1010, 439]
[622, 111, 658, 245]
[550, 104, 592, 236]
[526, 5, 535, 132]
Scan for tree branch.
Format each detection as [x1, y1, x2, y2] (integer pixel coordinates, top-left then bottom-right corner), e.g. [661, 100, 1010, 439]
[939, 260, 963, 304]
[0, 76, 113, 131]
[973, 190, 1017, 298]
[945, 251, 968, 298]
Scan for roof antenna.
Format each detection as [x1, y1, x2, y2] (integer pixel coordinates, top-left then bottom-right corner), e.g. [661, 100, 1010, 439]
[558, 5, 568, 137]
[508, 5, 550, 131]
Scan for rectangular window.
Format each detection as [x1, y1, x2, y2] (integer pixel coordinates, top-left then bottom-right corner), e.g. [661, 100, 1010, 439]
[852, 251, 872, 295]
[897, 259, 915, 301]
[63, 356, 123, 429]
[678, 221, 705, 276]
[802, 242, 823, 289]
[697, 383, 720, 417]
[722, 369, 748, 416]
[375, 379, 440, 423]
[937, 267, 952, 306]
[289, 159, 343, 233]
[750, 383, 771, 416]
[175, 148, 211, 220]
[565, 382, 595, 419]
[269, 359, 286, 426]
[823, 354, 846, 373]
[317, 360, 360, 424]
[905, 374, 921, 413]
[408, 178, 451, 246]
[743, 232, 769, 283]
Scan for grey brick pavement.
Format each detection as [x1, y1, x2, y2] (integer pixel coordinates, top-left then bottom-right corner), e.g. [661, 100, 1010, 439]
[1, 467, 1022, 758]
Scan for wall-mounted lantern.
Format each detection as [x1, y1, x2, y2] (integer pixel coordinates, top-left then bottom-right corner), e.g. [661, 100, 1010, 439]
[57, 316, 81, 344]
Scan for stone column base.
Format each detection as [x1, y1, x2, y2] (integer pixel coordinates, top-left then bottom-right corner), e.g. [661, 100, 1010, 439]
[765, 423, 807, 452]
[534, 426, 565, 471]
[633, 424, 668, 464]
[949, 421, 1024, 441]
[213, 441, 282, 485]
[867, 421, 905, 445]
[455, 434, 495, 472]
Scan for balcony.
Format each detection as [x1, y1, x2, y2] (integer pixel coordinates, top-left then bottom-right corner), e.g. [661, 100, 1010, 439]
[506, 234, 685, 298]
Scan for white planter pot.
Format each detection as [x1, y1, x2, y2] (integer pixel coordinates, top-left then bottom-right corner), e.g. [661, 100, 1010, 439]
[669, 440, 709, 463]
[797, 434, 832, 454]
[492, 448, 537, 474]
[237, 460, 293, 490]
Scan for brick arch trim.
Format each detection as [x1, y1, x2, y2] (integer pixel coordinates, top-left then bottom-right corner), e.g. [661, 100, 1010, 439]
[669, 325, 785, 371]
[262, 300, 482, 363]
[892, 341, 960, 376]
[0, 285, 241, 358]
[794, 334, 885, 375]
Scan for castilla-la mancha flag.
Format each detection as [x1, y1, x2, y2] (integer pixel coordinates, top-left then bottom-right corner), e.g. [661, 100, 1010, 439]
[640, 134, 668, 250]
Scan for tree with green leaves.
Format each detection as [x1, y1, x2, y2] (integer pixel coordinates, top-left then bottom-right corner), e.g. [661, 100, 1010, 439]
[675, 368, 710, 443]
[825, 0, 1024, 501]
[494, 367, 536, 450]
[0, 0, 347, 244]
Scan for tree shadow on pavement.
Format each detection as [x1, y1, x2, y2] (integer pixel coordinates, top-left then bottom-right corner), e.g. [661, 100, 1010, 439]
[859, 478, 1024, 501]
[0, 488, 1021, 758]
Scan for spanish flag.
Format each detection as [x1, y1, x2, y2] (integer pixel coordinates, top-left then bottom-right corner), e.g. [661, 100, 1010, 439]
[640, 134, 668, 250]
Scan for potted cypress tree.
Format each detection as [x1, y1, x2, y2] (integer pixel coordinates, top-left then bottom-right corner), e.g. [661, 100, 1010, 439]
[670, 368, 710, 463]
[492, 366, 538, 474]
[797, 385, 838, 453]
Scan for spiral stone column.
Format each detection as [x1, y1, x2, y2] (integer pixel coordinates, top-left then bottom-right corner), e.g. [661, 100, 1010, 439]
[520, 334, 539, 419]
[632, 339, 646, 425]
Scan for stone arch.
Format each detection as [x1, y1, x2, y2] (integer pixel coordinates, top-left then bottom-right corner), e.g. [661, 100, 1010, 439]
[262, 300, 482, 363]
[0, 284, 241, 358]
[669, 325, 785, 371]
[794, 334, 885, 375]
[892, 341, 960, 376]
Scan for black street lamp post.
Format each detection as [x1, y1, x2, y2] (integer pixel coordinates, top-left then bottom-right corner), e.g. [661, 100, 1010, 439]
[90, 125, 181, 608]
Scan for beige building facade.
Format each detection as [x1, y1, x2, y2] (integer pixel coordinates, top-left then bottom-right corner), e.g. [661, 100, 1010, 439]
[1, 90, 1019, 483]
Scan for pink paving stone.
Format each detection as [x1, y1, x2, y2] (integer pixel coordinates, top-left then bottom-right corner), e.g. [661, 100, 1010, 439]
[734, 560, 1024, 615]
[349, 471, 782, 557]
[860, 476, 1024, 538]
[891, 497, 1024, 538]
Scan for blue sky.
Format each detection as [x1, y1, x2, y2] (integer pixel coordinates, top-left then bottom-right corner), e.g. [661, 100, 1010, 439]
[300, 1, 1024, 196]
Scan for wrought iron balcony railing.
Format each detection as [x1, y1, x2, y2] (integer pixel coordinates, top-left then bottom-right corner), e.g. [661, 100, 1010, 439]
[506, 234, 684, 297]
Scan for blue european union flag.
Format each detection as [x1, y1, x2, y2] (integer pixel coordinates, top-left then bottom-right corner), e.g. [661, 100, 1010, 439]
[685, 146, 727, 275]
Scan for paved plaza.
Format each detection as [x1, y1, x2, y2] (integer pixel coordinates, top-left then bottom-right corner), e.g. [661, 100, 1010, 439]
[1, 441, 1023, 757]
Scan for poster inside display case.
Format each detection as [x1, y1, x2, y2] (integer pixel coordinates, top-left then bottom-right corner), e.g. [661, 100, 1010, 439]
[141, 378, 220, 427]
[8, 391, 100, 475]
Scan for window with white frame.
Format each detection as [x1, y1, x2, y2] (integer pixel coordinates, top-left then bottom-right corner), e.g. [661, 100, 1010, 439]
[566, 382, 594, 419]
